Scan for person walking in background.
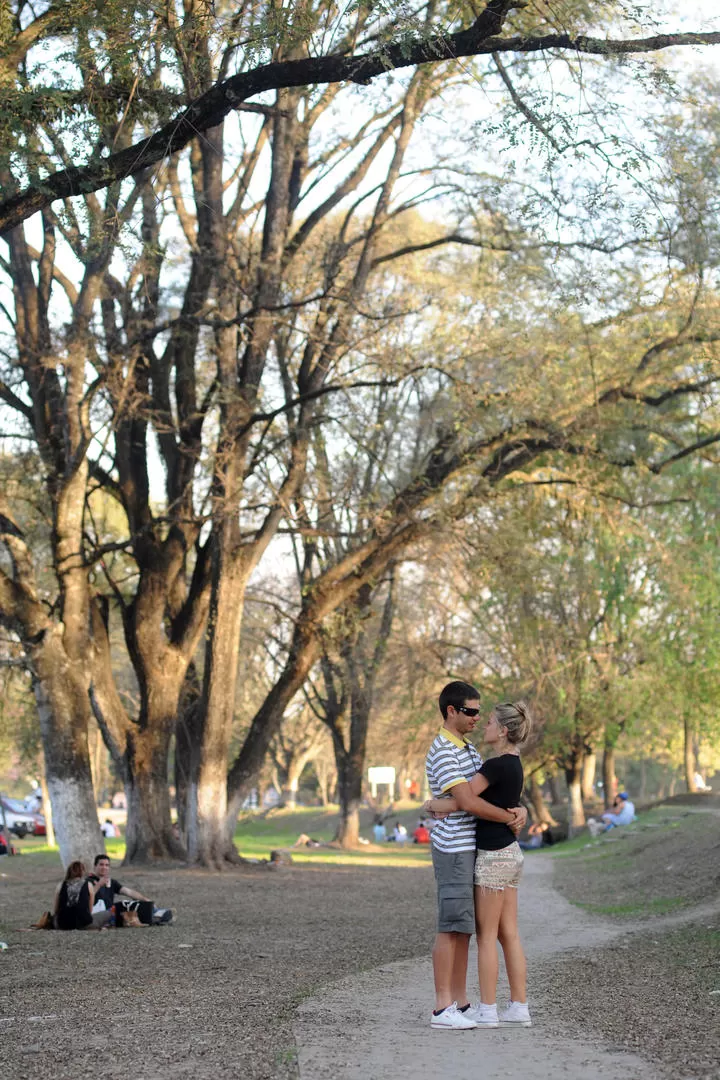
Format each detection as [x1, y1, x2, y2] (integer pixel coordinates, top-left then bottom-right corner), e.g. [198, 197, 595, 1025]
[425, 681, 526, 1030]
[427, 701, 534, 1029]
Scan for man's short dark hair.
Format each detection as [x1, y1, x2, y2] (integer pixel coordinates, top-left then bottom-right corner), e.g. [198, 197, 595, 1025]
[439, 680, 481, 719]
[94, 853, 110, 866]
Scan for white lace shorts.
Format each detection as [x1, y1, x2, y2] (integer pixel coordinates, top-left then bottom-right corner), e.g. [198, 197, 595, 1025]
[474, 841, 524, 891]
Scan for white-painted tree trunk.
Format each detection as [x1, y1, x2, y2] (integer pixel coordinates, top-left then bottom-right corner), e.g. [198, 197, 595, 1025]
[45, 775, 102, 868]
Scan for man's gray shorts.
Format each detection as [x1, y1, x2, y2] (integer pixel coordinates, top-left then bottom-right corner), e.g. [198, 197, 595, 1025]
[431, 846, 476, 935]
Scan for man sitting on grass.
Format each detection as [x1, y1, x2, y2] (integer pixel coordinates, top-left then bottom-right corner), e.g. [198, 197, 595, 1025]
[601, 792, 636, 830]
[88, 855, 174, 925]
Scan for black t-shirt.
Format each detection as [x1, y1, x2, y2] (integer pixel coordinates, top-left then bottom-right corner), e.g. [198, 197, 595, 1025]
[476, 754, 524, 851]
[88, 875, 123, 910]
[57, 879, 92, 930]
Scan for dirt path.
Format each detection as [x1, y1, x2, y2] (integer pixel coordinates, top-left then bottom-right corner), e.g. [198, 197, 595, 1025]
[294, 853, 704, 1080]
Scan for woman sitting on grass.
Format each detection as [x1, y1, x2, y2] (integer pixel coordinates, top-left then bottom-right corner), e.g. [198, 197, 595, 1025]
[427, 701, 533, 1029]
[54, 860, 94, 930]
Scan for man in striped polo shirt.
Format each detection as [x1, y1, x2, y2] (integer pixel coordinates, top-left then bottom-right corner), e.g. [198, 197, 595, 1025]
[426, 680, 526, 1029]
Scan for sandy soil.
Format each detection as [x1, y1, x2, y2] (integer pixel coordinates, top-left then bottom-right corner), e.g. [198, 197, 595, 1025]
[2, 804, 718, 1080]
[546, 804, 720, 1079]
[0, 853, 434, 1080]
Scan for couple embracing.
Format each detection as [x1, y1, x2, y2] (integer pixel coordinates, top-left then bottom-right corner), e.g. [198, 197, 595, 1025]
[425, 680, 533, 1030]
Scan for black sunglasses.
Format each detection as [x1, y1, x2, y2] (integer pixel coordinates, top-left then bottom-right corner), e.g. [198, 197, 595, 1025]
[457, 707, 480, 717]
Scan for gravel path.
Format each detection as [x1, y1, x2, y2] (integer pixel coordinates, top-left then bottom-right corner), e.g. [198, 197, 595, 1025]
[295, 853, 718, 1080]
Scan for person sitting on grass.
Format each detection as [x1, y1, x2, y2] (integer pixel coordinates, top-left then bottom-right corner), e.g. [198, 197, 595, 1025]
[392, 821, 408, 845]
[372, 817, 387, 843]
[518, 821, 553, 850]
[88, 855, 174, 925]
[601, 792, 635, 830]
[413, 820, 431, 844]
[54, 861, 112, 930]
[0, 829, 18, 856]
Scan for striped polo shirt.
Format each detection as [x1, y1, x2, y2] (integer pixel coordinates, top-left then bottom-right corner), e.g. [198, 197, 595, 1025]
[425, 726, 483, 853]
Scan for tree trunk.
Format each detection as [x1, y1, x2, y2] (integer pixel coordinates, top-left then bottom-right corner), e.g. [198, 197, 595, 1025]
[527, 774, 558, 826]
[334, 745, 364, 847]
[175, 665, 203, 838]
[684, 713, 697, 792]
[281, 779, 299, 810]
[281, 756, 305, 809]
[581, 750, 596, 802]
[638, 757, 648, 801]
[39, 768, 56, 848]
[565, 752, 586, 833]
[546, 771, 561, 806]
[313, 755, 334, 807]
[123, 679, 186, 864]
[188, 553, 249, 867]
[602, 739, 617, 810]
[31, 629, 102, 867]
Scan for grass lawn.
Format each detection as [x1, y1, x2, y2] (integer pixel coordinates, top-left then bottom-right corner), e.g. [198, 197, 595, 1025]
[552, 804, 720, 917]
[7, 802, 434, 868]
[234, 805, 433, 866]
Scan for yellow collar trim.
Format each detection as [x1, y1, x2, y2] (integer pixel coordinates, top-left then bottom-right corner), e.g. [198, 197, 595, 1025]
[439, 726, 468, 750]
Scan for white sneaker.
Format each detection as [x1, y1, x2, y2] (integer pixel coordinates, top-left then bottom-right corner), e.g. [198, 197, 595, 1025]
[465, 1002, 499, 1027]
[499, 1000, 532, 1027]
[430, 1002, 478, 1029]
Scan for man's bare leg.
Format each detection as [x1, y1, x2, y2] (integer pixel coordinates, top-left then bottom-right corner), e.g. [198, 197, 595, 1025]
[432, 931, 470, 1011]
[450, 932, 471, 1007]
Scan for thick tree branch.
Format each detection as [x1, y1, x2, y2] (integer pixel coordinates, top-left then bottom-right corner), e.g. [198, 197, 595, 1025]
[650, 431, 720, 472]
[2, 14, 719, 233]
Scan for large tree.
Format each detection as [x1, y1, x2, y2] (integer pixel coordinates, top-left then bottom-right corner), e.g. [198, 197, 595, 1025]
[2, 0, 720, 865]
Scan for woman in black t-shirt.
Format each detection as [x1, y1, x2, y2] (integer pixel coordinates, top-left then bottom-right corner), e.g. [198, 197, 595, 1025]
[427, 701, 533, 1029]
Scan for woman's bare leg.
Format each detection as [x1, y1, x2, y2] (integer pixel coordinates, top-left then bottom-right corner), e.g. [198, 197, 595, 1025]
[497, 887, 527, 1002]
[474, 886, 505, 1004]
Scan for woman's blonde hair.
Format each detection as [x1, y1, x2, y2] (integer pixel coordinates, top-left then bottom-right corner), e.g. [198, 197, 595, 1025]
[493, 701, 532, 745]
